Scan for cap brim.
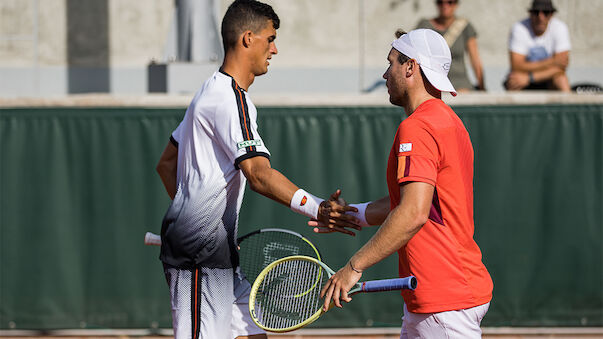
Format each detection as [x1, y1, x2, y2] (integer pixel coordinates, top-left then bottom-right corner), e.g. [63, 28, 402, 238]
[529, 6, 556, 11]
[421, 66, 457, 96]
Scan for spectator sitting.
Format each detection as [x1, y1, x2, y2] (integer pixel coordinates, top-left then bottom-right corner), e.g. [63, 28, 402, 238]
[505, 0, 571, 91]
[414, 0, 485, 92]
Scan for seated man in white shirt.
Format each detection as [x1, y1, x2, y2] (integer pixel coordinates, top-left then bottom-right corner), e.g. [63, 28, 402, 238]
[505, 0, 571, 91]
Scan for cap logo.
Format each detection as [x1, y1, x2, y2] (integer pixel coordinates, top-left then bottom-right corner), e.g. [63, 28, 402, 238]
[442, 62, 451, 71]
[300, 196, 308, 206]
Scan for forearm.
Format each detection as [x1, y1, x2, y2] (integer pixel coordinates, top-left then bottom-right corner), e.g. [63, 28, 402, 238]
[511, 52, 554, 72]
[349, 202, 424, 271]
[473, 65, 485, 90]
[242, 156, 358, 234]
[247, 166, 298, 207]
[365, 196, 391, 225]
[474, 65, 485, 90]
[156, 142, 178, 199]
[533, 66, 565, 83]
[157, 167, 177, 199]
[467, 38, 485, 89]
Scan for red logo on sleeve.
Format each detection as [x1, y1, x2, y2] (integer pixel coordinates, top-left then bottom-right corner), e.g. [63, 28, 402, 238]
[300, 196, 308, 206]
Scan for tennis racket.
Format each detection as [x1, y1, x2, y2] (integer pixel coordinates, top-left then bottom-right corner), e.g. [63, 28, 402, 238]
[144, 228, 321, 283]
[249, 255, 416, 333]
[236, 228, 322, 283]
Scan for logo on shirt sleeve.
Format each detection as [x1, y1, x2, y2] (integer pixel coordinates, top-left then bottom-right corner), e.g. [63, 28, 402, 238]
[237, 139, 262, 150]
[399, 143, 412, 153]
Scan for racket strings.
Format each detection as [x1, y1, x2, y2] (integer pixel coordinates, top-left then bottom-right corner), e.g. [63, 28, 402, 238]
[238, 232, 319, 283]
[254, 259, 326, 330]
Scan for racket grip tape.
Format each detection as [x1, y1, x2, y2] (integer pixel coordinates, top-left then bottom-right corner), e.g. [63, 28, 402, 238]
[361, 276, 417, 292]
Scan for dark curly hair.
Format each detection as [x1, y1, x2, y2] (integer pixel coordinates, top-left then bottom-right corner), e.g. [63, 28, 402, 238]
[221, 0, 280, 52]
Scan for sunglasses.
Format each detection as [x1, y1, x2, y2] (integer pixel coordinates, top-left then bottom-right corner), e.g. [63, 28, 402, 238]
[529, 10, 554, 16]
[436, 0, 458, 5]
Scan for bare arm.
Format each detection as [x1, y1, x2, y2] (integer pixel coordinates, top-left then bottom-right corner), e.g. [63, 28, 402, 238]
[239, 155, 298, 206]
[349, 182, 433, 272]
[510, 51, 553, 72]
[365, 196, 392, 226]
[552, 51, 569, 70]
[308, 195, 390, 232]
[506, 64, 566, 90]
[239, 156, 359, 234]
[156, 141, 178, 199]
[466, 37, 485, 90]
[532, 66, 566, 82]
[506, 50, 569, 90]
[510, 51, 569, 73]
[320, 182, 434, 309]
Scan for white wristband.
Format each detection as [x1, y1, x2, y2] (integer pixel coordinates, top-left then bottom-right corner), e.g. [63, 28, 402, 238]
[290, 189, 324, 219]
[348, 202, 371, 227]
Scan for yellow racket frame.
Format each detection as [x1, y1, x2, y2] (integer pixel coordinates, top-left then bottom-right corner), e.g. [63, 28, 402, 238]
[249, 255, 332, 333]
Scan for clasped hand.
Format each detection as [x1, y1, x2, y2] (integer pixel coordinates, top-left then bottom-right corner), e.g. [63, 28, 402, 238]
[311, 189, 361, 236]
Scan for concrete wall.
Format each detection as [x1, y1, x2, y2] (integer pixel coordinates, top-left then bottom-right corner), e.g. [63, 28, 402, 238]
[0, 0, 601, 96]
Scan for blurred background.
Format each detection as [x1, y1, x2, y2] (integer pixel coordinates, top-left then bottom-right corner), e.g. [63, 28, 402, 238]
[0, 0, 602, 338]
[0, 0, 602, 96]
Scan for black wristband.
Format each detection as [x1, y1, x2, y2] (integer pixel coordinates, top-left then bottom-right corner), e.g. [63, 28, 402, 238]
[349, 261, 362, 273]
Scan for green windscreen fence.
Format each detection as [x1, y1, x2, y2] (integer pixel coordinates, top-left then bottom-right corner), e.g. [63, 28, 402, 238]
[0, 104, 601, 330]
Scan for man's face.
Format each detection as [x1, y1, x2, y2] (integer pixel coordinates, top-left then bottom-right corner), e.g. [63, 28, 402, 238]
[383, 48, 409, 107]
[529, 10, 554, 36]
[250, 20, 278, 76]
[436, 0, 458, 19]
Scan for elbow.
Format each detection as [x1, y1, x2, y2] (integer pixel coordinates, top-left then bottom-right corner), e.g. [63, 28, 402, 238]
[247, 179, 261, 193]
[155, 163, 164, 177]
[156, 160, 177, 182]
[241, 160, 270, 195]
[245, 172, 265, 194]
[410, 209, 430, 232]
[156, 162, 169, 177]
[416, 211, 429, 226]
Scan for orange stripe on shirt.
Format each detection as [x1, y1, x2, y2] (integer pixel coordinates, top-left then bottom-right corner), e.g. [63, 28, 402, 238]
[397, 155, 410, 179]
[237, 88, 251, 140]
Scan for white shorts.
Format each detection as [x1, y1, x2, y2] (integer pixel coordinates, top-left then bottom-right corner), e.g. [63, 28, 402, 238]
[164, 265, 264, 339]
[400, 302, 490, 339]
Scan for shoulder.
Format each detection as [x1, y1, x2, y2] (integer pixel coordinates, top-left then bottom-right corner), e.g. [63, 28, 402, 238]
[398, 116, 432, 144]
[512, 18, 532, 35]
[418, 98, 451, 115]
[190, 72, 239, 116]
[409, 99, 455, 128]
[415, 18, 433, 29]
[209, 71, 238, 98]
[547, 17, 571, 51]
[548, 17, 569, 33]
[460, 18, 477, 38]
[402, 101, 442, 130]
[509, 19, 532, 49]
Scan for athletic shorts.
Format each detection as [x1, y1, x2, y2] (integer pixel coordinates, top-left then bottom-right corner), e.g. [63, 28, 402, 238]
[400, 302, 490, 339]
[163, 265, 264, 339]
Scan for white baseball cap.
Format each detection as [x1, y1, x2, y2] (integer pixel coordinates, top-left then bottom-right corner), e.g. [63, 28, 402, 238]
[392, 29, 457, 96]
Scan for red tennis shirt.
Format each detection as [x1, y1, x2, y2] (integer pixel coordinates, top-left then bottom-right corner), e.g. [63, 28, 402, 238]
[386, 99, 492, 313]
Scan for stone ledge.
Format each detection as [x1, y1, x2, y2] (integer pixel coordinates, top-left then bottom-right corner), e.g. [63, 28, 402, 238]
[0, 92, 602, 108]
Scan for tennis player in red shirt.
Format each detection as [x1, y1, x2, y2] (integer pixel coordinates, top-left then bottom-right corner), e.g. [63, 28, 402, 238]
[315, 29, 493, 338]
